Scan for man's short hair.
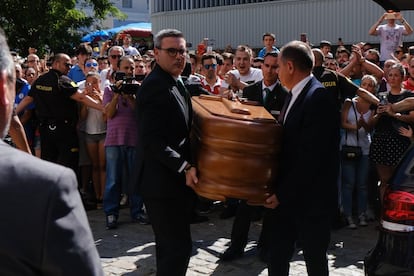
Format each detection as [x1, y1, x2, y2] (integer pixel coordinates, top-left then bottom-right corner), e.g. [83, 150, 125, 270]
[215, 53, 224, 65]
[221, 52, 234, 63]
[336, 46, 350, 56]
[262, 32, 276, 41]
[0, 29, 14, 84]
[154, 29, 184, 49]
[201, 53, 217, 65]
[280, 40, 314, 72]
[236, 45, 253, 58]
[263, 51, 278, 58]
[75, 43, 93, 56]
[320, 40, 331, 48]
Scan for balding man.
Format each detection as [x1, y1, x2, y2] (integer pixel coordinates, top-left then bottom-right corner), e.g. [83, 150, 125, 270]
[264, 41, 339, 276]
[16, 53, 104, 172]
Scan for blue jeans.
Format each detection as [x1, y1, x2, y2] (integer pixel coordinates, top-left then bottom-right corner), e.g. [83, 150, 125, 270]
[341, 155, 369, 217]
[104, 146, 143, 218]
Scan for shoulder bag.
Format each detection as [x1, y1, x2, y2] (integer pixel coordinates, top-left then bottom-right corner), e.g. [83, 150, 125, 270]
[341, 100, 362, 160]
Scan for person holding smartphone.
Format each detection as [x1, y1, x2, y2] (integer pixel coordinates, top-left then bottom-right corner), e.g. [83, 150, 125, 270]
[368, 11, 413, 67]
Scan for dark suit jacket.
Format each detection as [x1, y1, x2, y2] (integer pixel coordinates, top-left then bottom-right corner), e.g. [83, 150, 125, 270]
[135, 64, 194, 199]
[243, 80, 288, 119]
[276, 76, 339, 216]
[0, 141, 103, 276]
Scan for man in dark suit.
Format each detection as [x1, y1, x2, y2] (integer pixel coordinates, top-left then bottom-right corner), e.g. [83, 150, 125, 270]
[264, 41, 340, 276]
[0, 29, 103, 276]
[135, 29, 198, 276]
[219, 51, 287, 262]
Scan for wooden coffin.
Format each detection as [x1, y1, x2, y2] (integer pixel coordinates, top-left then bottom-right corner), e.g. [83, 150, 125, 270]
[191, 95, 283, 205]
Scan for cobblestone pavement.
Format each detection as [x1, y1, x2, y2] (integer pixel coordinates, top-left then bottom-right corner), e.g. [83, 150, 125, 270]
[88, 204, 378, 276]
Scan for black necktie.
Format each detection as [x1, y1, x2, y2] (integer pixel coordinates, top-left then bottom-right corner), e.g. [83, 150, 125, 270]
[263, 87, 271, 103]
[175, 78, 190, 126]
[278, 91, 292, 124]
[176, 79, 188, 98]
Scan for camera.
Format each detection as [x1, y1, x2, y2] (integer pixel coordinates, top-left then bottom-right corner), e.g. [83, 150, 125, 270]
[110, 72, 142, 95]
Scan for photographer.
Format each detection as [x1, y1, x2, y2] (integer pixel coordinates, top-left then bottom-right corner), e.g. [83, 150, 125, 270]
[103, 56, 148, 229]
[368, 11, 413, 67]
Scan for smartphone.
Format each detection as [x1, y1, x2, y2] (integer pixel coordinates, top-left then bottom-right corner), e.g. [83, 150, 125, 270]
[378, 92, 388, 105]
[409, 48, 414, 55]
[385, 13, 396, 20]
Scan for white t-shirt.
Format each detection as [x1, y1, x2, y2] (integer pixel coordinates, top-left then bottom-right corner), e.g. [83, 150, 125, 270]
[376, 24, 406, 61]
[123, 46, 140, 56]
[221, 67, 263, 89]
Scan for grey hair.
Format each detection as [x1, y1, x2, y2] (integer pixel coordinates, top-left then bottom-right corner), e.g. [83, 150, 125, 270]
[154, 29, 184, 49]
[0, 29, 15, 84]
[361, 74, 378, 92]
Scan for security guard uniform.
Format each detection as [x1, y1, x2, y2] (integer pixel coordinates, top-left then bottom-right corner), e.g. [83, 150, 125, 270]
[29, 69, 79, 172]
[313, 66, 358, 110]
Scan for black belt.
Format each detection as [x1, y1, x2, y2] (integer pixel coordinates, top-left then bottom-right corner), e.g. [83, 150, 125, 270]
[39, 119, 75, 130]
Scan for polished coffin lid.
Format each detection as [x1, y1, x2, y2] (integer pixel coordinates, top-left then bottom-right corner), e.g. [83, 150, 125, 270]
[191, 95, 282, 205]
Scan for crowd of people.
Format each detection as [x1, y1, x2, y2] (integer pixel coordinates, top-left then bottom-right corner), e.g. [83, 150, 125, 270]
[3, 9, 414, 276]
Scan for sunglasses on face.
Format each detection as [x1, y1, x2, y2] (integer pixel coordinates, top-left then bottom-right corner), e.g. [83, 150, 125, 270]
[203, 64, 217, 70]
[85, 62, 98, 67]
[110, 55, 122, 59]
[65, 63, 72, 68]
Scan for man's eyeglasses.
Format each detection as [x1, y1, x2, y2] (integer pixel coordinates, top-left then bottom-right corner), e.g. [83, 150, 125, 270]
[203, 64, 217, 70]
[110, 55, 122, 59]
[65, 63, 72, 68]
[395, 50, 403, 54]
[158, 47, 186, 57]
[85, 62, 98, 67]
[28, 60, 39, 63]
[26, 73, 35, 77]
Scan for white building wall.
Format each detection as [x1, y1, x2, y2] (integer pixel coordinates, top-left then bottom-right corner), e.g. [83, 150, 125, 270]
[77, 0, 150, 30]
[150, 0, 414, 51]
[111, 0, 150, 27]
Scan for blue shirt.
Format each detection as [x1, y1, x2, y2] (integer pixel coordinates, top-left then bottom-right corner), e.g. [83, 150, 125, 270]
[68, 64, 85, 82]
[258, 46, 280, 58]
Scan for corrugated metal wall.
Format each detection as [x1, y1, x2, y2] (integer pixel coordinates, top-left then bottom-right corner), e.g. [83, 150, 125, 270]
[150, 0, 414, 51]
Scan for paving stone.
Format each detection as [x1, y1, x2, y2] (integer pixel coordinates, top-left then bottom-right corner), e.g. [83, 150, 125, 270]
[88, 205, 378, 275]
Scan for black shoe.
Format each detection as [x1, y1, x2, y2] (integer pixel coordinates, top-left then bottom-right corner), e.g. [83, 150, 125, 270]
[83, 199, 97, 211]
[131, 213, 150, 225]
[106, 214, 118, 230]
[219, 247, 244, 262]
[190, 214, 209, 224]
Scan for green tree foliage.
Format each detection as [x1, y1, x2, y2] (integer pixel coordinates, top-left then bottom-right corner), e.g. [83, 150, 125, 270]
[0, 0, 125, 56]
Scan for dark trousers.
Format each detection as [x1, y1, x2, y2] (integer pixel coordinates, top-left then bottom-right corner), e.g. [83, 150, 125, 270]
[144, 196, 193, 276]
[39, 121, 79, 173]
[230, 200, 262, 250]
[267, 207, 331, 276]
